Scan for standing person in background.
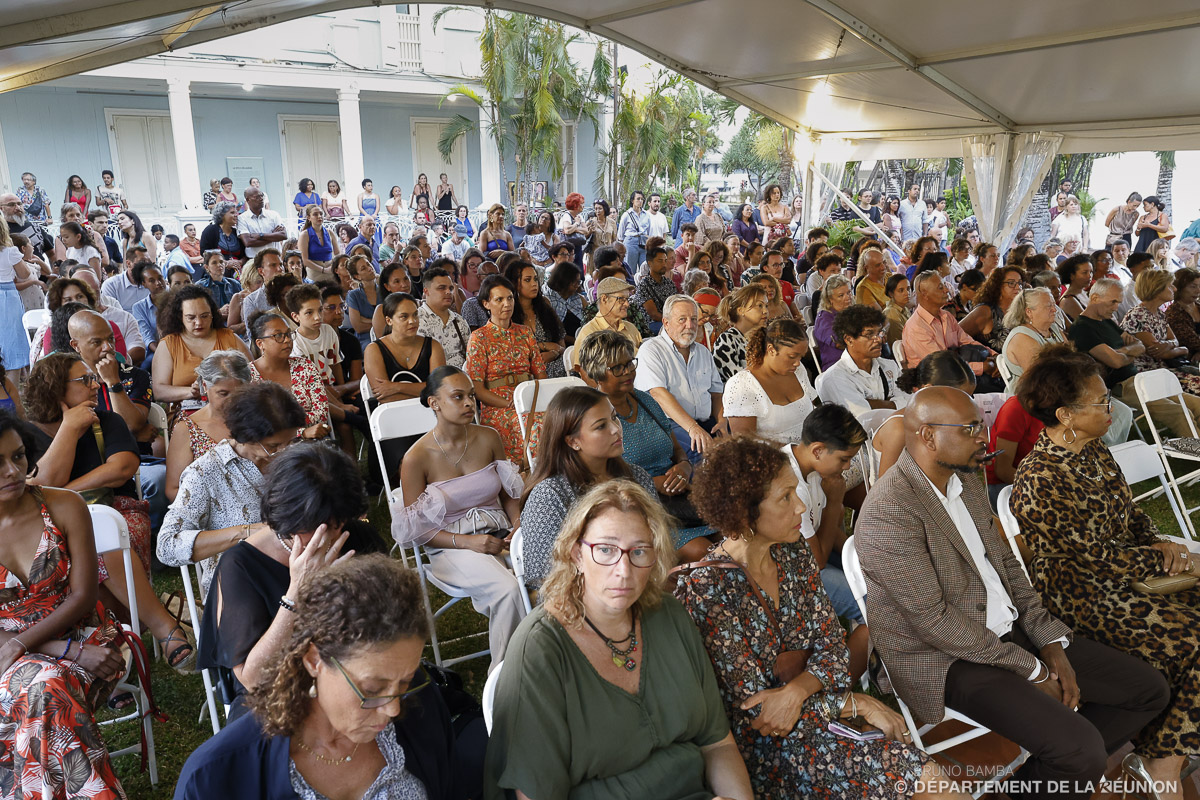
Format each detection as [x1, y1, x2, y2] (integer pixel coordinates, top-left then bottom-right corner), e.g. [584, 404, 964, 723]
[0, 218, 33, 374]
[1106, 192, 1142, 247]
[693, 192, 726, 251]
[1135, 195, 1171, 253]
[115, 210, 157, 264]
[731, 203, 760, 254]
[759, 184, 792, 241]
[356, 178, 380, 222]
[16, 172, 51, 223]
[410, 172, 431, 209]
[586, 200, 617, 270]
[454, 205, 474, 239]
[203, 178, 221, 212]
[292, 178, 320, 218]
[507, 203, 529, 250]
[297, 204, 338, 282]
[671, 187, 702, 240]
[237, 187, 286, 261]
[435, 173, 458, 215]
[322, 180, 352, 219]
[559, 192, 589, 268]
[216, 178, 239, 209]
[63, 175, 91, 216]
[247, 177, 269, 209]
[646, 193, 670, 240]
[898, 183, 929, 241]
[95, 169, 126, 214]
[617, 191, 650, 272]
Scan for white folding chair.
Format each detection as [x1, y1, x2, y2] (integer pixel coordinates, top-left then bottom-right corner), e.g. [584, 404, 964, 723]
[90, 506, 158, 785]
[513, 377, 585, 468]
[359, 374, 374, 403]
[562, 345, 574, 374]
[1110, 440, 1196, 544]
[482, 659, 504, 733]
[996, 354, 1015, 393]
[855, 409, 897, 490]
[995, 485, 1031, 582]
[806, 326, 823, 376]
[842, 538, 1025, 798]
[370, 399, 489, 667]
[508, 527, 534, 615]
[22, 309, 48, 346]
[147, 402, 169, 451]
[1133, 369, 1200, 538]
[179, 563, 226, 736]
[890, 338, 905, 370]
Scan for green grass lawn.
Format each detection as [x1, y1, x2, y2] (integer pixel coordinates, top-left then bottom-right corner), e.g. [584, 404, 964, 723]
[107, 455, 1198, 797]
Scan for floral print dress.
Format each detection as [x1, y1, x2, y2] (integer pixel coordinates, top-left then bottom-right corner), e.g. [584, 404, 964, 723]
[674, 541, 927, 800]
[464, 322, 547, 464]
[249, 358, 328, 428]
[1122, 305, 1200, 394]
[0, 492, 125, 799]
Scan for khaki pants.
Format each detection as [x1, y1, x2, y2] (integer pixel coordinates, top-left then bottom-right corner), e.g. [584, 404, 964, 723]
[1117, 376, 1200, 438]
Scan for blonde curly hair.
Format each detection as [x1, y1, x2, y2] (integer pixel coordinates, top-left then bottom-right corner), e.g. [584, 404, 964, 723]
[541, 480, 677, 629]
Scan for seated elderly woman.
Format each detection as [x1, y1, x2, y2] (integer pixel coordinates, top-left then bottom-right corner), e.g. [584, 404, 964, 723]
[1165, 267, 1200, 358]
[875, 351, 976, 479]
[152, 284, 249, 411]
[0, 410, 127, 799]
[576, 331, 718, 562]
[712, 283, 770, 383]
[521, 386, 663, 587]
[165, 350, 251, 501]
[812, 274, 853, 372]
[159, 382, 306, 599]
[25, 353, 196, 673]
[200, 439, 383, 719]
[1123, 268, 1200, 395]
[1010, 344, 1200, 795]
[487, 479, 755, 800]
[676, 435, 961, 800]
[393, 366, 527, 665]
[177, 555, 478, 799]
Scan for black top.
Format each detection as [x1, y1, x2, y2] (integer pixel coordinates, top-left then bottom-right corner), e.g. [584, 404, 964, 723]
[1068, 315, 1138, 388]
[200, 520, 385, 718]
[28, 409, 139, 497]
[370, 336, 433, 384]
[334, 326, 363, 370]
[199, 222, 247, 262]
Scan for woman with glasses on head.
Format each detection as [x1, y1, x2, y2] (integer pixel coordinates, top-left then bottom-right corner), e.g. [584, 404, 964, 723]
[152, 285, 249, 411]
[959, 265, 1026, 352]
[1011, 345, 1200, 795]
[199, 439, 383, 720]
[248, 313, 331, 441]
[160, 382, 305, 601]
[577, 332, 719, 563]
[178, 554, 473, 800]
[393, 366, 527, 666]
[489, 479, 754, 800]
[713, 284, 771, 383]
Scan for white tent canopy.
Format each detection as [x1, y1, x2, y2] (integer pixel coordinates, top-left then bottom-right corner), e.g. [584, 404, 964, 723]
[6, 0, 1200, 239]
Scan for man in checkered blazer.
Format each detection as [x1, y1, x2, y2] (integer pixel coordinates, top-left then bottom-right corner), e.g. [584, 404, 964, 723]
[855, 387, 1168, 799]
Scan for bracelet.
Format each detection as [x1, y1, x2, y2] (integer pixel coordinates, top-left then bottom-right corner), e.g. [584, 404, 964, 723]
[71, 641, 83, 662]
[451, 533, 458, 549]
[11, 637, 27, 656]
[1030, 659, 1051, 684]
[279, 595, 296, 613]
[59, 636, 73, 660]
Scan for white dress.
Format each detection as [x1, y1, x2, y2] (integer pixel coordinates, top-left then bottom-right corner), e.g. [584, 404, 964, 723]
[722, 369, 815, 444]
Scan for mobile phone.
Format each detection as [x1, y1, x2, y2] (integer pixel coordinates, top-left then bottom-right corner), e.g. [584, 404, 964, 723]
[829, 716, 884, 741]
[979, 449, 1005, 465]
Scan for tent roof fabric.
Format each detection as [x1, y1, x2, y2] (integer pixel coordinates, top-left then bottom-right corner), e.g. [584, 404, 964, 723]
[6, 0, 1200, 155]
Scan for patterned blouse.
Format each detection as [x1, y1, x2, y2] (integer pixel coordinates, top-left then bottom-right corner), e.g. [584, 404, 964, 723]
[156, 441, 265, 599]
[1123, 304, 1182, 372]
[713, 327, 747, 383]
[249, 357, 328, 428]
[633, 274, 677, 319]
[290, 722, 426, 800]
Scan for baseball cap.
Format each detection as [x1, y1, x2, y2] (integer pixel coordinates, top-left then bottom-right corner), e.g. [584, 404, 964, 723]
[454, 223, 468, 236]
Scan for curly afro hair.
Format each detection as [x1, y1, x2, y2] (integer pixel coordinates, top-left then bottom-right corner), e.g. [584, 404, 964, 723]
[690, 435, 788, 538]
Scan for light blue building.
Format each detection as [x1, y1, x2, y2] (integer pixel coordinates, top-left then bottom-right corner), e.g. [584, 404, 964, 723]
[0, 5, 602, 234]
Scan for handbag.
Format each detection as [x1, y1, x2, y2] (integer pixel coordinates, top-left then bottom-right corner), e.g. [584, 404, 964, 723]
[1132, 573, 1197, 595]
[1159, 227, 1176, 241]
[670, 559, 811, 683]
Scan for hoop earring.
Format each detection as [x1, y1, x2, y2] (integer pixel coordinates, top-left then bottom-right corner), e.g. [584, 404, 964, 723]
[1063, 427, 1077, 445]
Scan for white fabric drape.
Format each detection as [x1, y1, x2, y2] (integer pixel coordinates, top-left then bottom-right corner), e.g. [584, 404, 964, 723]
[962, 132, 1062, 250]
[805, 160, 846, 231]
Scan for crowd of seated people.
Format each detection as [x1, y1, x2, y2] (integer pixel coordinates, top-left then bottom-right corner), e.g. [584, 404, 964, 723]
[10, 177, 1200, 800]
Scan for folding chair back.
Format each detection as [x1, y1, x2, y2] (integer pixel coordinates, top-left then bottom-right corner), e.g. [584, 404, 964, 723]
[513, 377, 585, 467]
[22, 309, 48, 345]
[148, 403, 169, 451]
[508, 527, 534, 615]
[359, 374, 374, 403]
[562, 345, 574, 374]
[806, 326, 823, 375]
[369, 398, 437, 501]
[890, 339, 905, 370]
[1133, 369, 1200, 538]
[995, 485, 1030, 581]
[1110, 440, 1195, 541]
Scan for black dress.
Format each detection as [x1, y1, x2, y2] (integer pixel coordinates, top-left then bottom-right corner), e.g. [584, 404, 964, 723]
[367, 336, 434, 480]
[1135, 212, 1164, 253]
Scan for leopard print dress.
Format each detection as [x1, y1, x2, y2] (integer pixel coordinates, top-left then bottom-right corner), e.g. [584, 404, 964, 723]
[1011, 433, 1200, 759]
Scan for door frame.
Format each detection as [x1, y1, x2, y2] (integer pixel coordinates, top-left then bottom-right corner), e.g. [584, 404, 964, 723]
[410, 116, 470, 206]
[278, 114, 341, 203]
[104, 107, 173, 213]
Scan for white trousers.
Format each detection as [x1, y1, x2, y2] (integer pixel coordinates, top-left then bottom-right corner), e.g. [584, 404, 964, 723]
[425, 545, 526, 665]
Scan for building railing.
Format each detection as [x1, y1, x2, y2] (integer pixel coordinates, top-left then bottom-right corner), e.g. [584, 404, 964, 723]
[395, 13, 422, 72]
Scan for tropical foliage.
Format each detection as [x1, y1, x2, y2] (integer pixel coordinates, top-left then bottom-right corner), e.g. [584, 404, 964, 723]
[721, 122, 779, 197]
[713, 99, 799, 198]
[433, 8, 611, 205]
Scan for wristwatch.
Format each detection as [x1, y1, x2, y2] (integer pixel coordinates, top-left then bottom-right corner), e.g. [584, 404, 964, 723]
[106, 381, 125, 393]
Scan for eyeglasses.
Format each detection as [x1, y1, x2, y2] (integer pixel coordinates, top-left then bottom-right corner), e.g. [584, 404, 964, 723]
[258, 439, 293, 458]
[608, 358, 638, 377]
[603, 295, 631, 305]
[1073, 396, 1112, 412]
[926, 421, 986, 437]
[580, 540, 656, 568]
[260, 330, 295, 344]
[328, 657, 431, 709]
[69, 374, 100, 387]
[1002, 280, 1022, 288]
[856, 329, 885, 341]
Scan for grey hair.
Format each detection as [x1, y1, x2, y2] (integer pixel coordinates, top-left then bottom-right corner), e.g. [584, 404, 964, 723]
[819, 275, 853, 311]
[211, 201, 239, 226]
[1176, 237, 1200, 255]
[577, 330, 636, 383]
[1031, 270, 1059, 288]
[681, 268, 709, 296]
[912, 270, 943, 297]
[662, 294, 699, 318]
[59, 203, 79, 222]
[1003, 287, 1054, 329]
[1088, 277, 1123, 299]
[194, 349, 252, 385]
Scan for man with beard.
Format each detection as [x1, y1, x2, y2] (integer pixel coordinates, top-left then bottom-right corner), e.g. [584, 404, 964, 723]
[634, 293, 727, 463]
[0, 192, 50, 257]
[853, 387, 1169, 800]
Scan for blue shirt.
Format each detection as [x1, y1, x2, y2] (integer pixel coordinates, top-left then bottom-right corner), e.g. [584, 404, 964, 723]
[132, 295, 158, 345]
[671, 204, 702, 240]
[162, 246, 191, 276]
[195, 275, 242, 309]
[347, 234, 380, 269]
[617, 208, 651, 246]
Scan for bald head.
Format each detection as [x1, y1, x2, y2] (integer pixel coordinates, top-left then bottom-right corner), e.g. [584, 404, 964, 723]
[903, 386, 987, 480]
[904, 386, 975, 435]
[73, 269, 100, 293]
[68, 310, 116, 366]
[0, 193, 20, 222]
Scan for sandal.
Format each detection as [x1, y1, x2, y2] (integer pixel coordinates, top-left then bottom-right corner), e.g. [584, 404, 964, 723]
[157, 624, 196, 674]
[107, 691, 136, 711]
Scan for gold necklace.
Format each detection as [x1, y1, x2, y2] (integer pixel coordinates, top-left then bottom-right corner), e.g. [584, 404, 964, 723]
[433, 428, 470, 466]
[295, 737, 360, 765]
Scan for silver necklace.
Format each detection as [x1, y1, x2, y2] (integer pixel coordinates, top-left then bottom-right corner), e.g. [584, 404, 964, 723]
[432, 429, 470, 466]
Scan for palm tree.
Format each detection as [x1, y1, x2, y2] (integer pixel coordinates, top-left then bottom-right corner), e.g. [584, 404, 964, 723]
[1155, 151, 1175, 220]
[713, 99, 796, 197]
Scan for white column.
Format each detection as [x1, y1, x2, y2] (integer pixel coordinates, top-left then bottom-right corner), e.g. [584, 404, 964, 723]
[166, 78, 203, 211]
[337, 86, 365, 208]
[478, 102, 502, 208]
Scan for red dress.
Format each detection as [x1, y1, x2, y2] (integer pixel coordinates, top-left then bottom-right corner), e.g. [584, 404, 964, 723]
[0, 491, 125, 799]
[464, 321, 547, 464]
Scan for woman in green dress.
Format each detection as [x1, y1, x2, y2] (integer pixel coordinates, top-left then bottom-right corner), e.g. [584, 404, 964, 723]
[485, 479, 753, 800]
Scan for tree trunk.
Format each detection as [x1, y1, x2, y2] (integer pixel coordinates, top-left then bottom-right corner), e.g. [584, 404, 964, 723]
[884, 161, 905, 196]
[1157, 157, 1174, 221]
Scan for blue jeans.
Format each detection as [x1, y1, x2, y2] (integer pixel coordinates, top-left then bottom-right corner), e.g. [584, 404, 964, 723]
[139, 463, 168, 534]
[670, 416, 716, 465]
[623, 240, 646, 274]
[821, 564, 864, 623]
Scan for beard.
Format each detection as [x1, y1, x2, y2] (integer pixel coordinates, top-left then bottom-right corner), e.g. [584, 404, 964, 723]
[674, 330, 697, 347]
[936, 458, 977, 475]
[3, 210, 25, 227]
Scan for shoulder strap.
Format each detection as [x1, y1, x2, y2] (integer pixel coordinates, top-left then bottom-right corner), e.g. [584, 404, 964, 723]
[631, 393, 673, 438]
[669, 557, 783, 634]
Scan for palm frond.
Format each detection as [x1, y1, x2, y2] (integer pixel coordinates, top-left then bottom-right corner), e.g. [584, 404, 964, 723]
[436, 114, 478, 162]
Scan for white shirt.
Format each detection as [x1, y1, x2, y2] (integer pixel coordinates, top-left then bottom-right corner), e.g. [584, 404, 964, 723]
[633, 330, 723, 422]
[1111, 262, 1133, 289]
[237, 208, 285, 258]
[815, 350, 908, 423]
[646, 211, 670, 240]
[290, 324, 342, 385]
[723, 369, 814, 444]
[783, 444, 825, 540]
[440, 237, 469, 263]
[66, 245, 101, 265]
[1117, 280, 1139, 325]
